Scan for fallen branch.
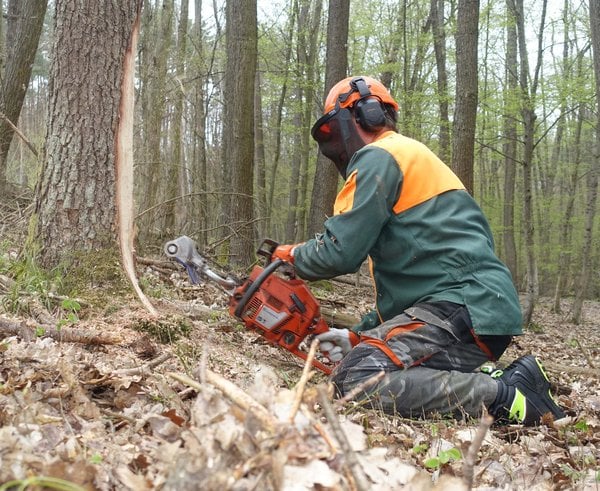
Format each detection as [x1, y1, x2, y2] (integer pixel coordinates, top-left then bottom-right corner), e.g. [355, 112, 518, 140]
[136, 256, 179, 271]
[317, 385, 370, 491]
[114, 352, 173, 376]
[543, 361, 600, 379]
[462, 412, 494, 490]
[0, 316, 34, 341]
[320, 307, 360, 329]
[168, 370, 279, 434]
[573, 339, 595, 368]
[0, 316, 121, 345]
[0, 110, 39, 157]
[289, 338, 319, 424]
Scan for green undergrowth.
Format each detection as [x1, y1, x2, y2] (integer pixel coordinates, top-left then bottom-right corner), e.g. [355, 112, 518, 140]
[0, 243, 133, 317]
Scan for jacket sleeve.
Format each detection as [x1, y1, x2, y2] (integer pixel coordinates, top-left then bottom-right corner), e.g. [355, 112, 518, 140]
[292, 146, 402, 281]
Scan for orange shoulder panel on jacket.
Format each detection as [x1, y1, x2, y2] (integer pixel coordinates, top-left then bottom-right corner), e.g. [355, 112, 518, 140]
[333, 169, 358, 215]
[371, 133, 465, 214]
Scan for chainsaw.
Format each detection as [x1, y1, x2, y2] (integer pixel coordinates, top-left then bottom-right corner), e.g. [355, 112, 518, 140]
[164, 236, 333, 373]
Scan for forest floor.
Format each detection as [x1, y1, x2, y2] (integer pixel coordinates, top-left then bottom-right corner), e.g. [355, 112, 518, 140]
[0, 200, 599, 490]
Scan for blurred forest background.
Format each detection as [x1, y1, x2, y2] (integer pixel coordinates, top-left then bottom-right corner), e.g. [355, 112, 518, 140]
[1, 0, 599, 325]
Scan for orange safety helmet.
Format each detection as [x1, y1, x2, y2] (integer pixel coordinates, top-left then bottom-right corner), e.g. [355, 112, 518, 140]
[323, 76, 399, 114]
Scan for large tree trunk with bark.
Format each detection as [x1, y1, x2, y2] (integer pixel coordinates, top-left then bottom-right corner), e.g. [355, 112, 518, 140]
[0, 0, 47, 192]
[222, 0, 257, 266]
[307, 0, 349, 237]
[31, 0, 141, 269]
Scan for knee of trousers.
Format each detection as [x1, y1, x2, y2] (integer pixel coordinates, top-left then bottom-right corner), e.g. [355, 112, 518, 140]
[330, 344, 395, 398]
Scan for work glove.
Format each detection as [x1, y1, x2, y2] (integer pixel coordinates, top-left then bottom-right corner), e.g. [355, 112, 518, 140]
[316, 328, 360, 363]
[272, 243, 300, 263]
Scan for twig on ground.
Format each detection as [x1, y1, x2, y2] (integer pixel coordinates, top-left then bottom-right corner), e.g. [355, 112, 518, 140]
[28, 297, 56, 325]
[543, 361, 600, 379]
[288, 338, 319, 424]
[313, 420, 339, 453]
[317, 385, 370, 491]
[462, 411, 494, 490]
[114, 352, 173, 376]
[100, 408, 137, 425]
[573, 338, 595, 368]
[335, 370, 386, 407]
[169, 370, 279, 434]
[136, 256, 179, 270]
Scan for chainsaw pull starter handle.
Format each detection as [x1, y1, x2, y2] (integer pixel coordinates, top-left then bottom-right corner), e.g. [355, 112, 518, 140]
[233, 258, 284, 318]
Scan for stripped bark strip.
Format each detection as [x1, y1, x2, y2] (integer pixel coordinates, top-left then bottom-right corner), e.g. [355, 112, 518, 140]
[115, 2, 157, 316]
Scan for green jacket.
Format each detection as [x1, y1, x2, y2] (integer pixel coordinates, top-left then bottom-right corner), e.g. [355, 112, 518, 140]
[293, 131, 523, 336]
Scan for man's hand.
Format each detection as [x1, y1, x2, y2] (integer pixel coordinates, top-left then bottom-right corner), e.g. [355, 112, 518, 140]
[272, 244, 298, 263]
[316, 328, 360, 362]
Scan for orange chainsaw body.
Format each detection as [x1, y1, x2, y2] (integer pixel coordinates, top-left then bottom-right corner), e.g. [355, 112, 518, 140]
[229, 264, 332, 374]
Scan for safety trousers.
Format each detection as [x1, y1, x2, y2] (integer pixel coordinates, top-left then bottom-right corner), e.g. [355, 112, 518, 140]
[331, 303, 509, 419]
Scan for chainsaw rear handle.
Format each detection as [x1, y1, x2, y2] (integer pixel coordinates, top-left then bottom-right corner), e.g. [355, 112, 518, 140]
[233, 258, 284, 318]
[256, 238, 280, 265]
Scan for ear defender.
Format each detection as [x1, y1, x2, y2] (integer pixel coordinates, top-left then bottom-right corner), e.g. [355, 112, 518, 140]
[350, 77, 388, 132]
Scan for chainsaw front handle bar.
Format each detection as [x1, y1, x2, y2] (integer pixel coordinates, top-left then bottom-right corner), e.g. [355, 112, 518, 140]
[233, 258, 284, 318]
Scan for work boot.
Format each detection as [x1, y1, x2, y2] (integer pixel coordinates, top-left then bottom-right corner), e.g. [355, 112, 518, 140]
[487, 355, 565, 426]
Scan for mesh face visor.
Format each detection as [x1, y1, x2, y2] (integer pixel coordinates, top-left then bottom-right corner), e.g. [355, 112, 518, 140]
[311, 107, 357, 178]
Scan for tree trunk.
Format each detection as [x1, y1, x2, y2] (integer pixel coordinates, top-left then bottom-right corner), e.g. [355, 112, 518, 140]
[32, 0, 141, 269]
[572, 0, 600, 323]
[553, 103, 584, 312]
[138, 0, 173, 243]
[511, 0, 547, 327]
[165, 0, 189, 234]
[286, 0, 303, 243]
[297, 0, 322, 239]
[307, 0, 349, 237]
[266, 7, 296, 235]
[451, 0, 479, 194]
[254, 68, 267, 239]
[191, 0, 208, 245]
[0, 0, 47, 192]
[552, 8, 587, 313]
[222, 0, 257, 266]
[502, 0, 518, 282]
[430, 0, 450, 163]
[0, 0, 4, 77]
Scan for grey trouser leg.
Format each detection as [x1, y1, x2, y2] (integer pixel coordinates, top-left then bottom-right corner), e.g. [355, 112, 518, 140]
[331, 308, 500, 419]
